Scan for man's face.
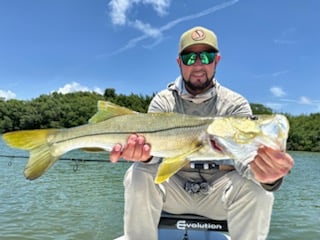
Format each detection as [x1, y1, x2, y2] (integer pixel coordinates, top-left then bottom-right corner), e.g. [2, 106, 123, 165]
[177, 44, 220, 95]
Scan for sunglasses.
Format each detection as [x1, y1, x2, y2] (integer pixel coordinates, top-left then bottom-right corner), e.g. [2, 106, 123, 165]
[180, 51, 217, 66]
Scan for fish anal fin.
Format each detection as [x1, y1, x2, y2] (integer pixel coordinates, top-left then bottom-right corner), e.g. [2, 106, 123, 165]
[155, 144, 203, 184]
[24, 144, 59, 180]
[89, 101, 138, 123]
[155, 156, 189, 184]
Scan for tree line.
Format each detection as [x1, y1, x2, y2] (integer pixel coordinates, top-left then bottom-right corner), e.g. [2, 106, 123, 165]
[0, 88, 319, 152]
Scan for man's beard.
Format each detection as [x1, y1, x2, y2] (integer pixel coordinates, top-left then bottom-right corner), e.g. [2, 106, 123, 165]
[184, 74, 214, 93]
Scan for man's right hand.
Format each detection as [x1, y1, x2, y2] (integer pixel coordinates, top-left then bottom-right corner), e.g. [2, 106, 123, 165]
[110, 134, 152, 163]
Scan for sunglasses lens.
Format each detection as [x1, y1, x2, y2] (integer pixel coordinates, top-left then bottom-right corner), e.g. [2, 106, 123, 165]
[181, 52, 216, 66]
[181, 52, 197, 66]
[200, 52, 216, 64]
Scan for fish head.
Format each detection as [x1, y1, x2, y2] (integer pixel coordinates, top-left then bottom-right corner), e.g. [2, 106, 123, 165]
[207, 116, 261, 149]
[206, 115, 290, 160]
[258, 114, 290, 151]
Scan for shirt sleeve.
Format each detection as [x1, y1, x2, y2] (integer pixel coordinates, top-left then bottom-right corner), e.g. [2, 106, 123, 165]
[260, 178, 283, 191]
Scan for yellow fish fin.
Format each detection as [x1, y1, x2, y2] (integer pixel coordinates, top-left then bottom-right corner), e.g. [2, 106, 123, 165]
[89, 101, 138, 123]
[2, 129, 59, 180]
[155, 144, 203, 184]
[24, 143, 59, 180]
[2, 129, 56, 150]
[80, 147, 105, 152]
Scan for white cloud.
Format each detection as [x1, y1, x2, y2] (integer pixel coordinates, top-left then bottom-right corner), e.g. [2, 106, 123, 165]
[274, 39, 296, 44]
[270, 87, 286, 97]
[271, 70, 289, 78]
[93, 87, 104, 95]
[253, 70, 289, 79]
[108, 0, 132, 25]
[108, 0, 171, 25]
[0, 89, 16, 100]
[281, 96, 320, 106]
[274, 27, 297, 45]
[265, 102, 286, 111]
[56, 82, 103, 95]
[273, 97, 320, 114]
[107, 0, 240, 55]
[129, 20, 162, 38]
[299, 96, 312, 105]
[142, 0, 171, 16]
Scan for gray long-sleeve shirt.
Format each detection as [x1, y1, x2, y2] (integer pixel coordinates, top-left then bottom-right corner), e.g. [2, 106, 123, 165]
[147, 77, 282, 191]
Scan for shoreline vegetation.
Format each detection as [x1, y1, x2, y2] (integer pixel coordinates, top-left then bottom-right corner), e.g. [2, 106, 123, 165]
[1, 88, 319, 152]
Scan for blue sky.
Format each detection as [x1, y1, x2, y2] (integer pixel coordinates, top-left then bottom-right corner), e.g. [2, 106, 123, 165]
[0, 0, 319, 115]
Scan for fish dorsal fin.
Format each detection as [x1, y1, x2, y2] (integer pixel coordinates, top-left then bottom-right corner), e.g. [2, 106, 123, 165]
[89, 101, 138, 123]
[155, 143, 203, 184]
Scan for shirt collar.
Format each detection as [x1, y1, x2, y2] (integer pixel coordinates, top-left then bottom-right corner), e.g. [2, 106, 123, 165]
[168, 76, 217, 104]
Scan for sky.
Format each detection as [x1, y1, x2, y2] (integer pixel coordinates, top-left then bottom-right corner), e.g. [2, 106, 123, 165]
[0, 0, 319, 115]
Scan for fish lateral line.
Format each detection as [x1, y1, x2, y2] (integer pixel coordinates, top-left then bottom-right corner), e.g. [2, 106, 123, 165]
[52, 123, 210, 145]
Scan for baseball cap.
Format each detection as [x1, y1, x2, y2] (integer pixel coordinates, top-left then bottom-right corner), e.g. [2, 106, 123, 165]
[179, 26, 219, 53]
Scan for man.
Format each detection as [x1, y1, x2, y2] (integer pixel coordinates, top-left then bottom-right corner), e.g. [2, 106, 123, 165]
[110, 26, 294, 240]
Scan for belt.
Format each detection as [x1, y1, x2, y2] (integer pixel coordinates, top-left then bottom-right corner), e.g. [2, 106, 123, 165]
[189, 162, 235, 171]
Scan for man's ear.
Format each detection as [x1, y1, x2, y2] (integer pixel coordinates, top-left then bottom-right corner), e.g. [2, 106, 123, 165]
[176, 57, 181, 65]
[215, 54, 221, 64]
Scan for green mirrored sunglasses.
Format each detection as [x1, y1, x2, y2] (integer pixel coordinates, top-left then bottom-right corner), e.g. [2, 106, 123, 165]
[180, 51, 217, 66]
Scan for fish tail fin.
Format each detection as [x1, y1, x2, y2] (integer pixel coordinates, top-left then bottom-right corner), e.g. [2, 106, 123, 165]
[2, 129, 59, 180]
[2, 129, 54, 149]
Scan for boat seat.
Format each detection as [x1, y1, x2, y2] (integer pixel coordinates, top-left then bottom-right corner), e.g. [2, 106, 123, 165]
[159, 211, 228, 232]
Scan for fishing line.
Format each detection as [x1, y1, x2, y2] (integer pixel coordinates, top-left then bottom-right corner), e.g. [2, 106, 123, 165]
[7, 157, 13, 167]
[72, 159, 79, 172]
[0, 154, 129, 175]
[0, 154, 126, 163]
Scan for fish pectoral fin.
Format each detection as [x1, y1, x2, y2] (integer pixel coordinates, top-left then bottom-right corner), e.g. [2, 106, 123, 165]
[155, 145, 203, 184]
[2, 129, 59, 180]
[88, 101, 138, 123]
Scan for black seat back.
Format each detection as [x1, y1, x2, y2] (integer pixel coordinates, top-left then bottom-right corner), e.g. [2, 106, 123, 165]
[159, 211, 228, 232]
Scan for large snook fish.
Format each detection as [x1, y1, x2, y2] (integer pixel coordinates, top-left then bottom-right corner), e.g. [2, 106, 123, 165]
[2, 101, 289, 183]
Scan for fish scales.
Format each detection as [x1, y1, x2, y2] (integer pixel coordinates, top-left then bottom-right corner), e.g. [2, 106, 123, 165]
[49, 113, 213, 158]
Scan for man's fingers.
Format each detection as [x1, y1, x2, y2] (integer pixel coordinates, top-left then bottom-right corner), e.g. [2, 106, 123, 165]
[251, 146, 294, 183]
[121, 134, 151, 161]
[132, 135, 146, 160]
[110, 134, 152, 162]
[141, 144, 152, 160]
[110, 143, 122, 163]
[122, 134, 139, 159]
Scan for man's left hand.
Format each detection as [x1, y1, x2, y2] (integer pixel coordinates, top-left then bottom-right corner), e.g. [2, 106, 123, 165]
[250, 146, 294, 184]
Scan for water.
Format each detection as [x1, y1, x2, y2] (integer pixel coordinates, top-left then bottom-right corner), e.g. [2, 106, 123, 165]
[0, 138, 319, 240]
[270, 151, 320, 239]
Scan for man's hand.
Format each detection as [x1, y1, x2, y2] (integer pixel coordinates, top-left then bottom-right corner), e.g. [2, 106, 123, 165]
[110, 134, 152, 163]
[250, 146, 294, 184]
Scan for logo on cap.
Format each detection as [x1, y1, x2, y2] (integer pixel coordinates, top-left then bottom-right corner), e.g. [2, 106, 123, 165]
[191, 29, 206, 41]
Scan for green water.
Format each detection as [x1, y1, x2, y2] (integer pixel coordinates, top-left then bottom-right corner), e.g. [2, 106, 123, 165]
[0, 138, 319, 239]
